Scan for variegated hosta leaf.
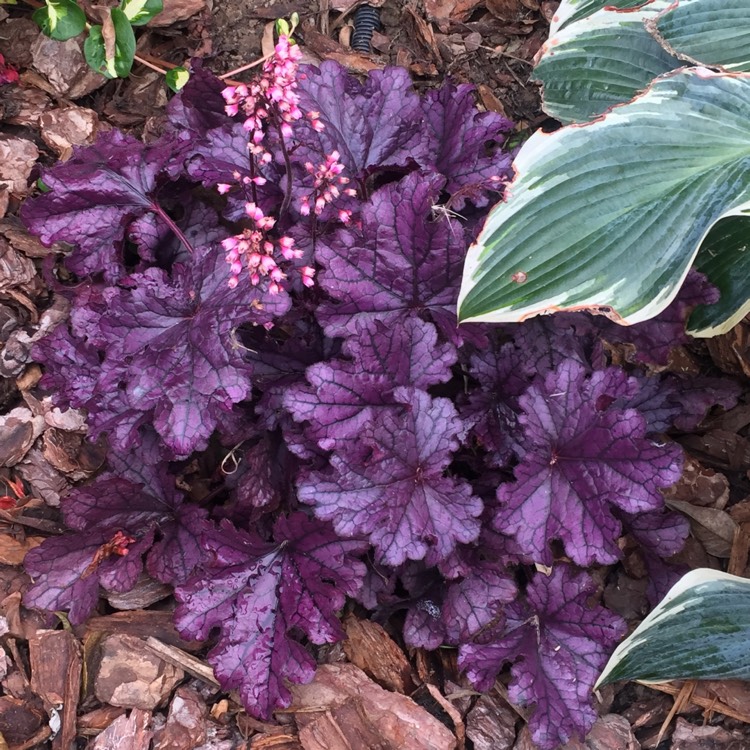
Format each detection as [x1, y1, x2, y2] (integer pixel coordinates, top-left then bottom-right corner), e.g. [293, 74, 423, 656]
[651, 0, 750, 72]
[457, 68, 750, 328]
[596, 569, 750, 688]
[551, 0, 645, 35]
[688, 214, 750, 336]
[536, 2, 678, 124]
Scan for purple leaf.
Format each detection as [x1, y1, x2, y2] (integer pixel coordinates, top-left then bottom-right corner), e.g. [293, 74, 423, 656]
[21, 130, 178, 281]
[165, 62, 231, 136]
[315, 171, 469, 344]
[297, 387, 482, 566]
[511, 313, 603, 378]
[24, 529, 154, 625]
[128, 201, 228, 268]
[420, 83, 514, 208]
[296, 62, 427, 178]
[599, 270, 719, 366]
[621, 508, 690, 605]
[665, 374, 741, 431]
[62, 468, 208, 585]
[221, 437, 287, 525]
[404, 561, 517, 648]
[284, 318, 456, 451]
[495, 360, 683, 565]
[184, 123, 283, 221]
[461, 339, 527, 467]
[174, 513, 367, 719]
[459, 565, 627, 750]
[87, 246, 289, 457]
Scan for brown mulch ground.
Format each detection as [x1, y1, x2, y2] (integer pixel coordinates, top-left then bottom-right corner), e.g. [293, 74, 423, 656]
[2, 1, 750, 748]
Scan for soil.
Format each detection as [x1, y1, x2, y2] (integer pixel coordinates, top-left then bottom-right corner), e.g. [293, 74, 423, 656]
[2, 1, 750, 749]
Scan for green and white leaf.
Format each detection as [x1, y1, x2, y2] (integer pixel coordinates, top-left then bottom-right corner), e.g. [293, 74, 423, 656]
[651, 0, 750, 72]
[536, 2, 678, 124]
[596, 569, 750, 688]
[32, 0, 86, 41]
[457, 68, 750, 326]
[165, 66, 190, 92]
[84, 9, 135, 79]
[119, 0, 162, 26]
[551, 0, 649, 34]
[688, 214, 750, 336]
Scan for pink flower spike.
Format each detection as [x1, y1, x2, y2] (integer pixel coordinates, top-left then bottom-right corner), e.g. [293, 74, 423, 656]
[338, 209, 352, 224]
[252, 176, 267, 186]
[301, 266, 315, 287]
[217, 183, 232, 194]
[228, 276, 239, 289]
[221, 236, 239, 251]
[269, 281, 282, 295]
[225, 104, 239, 117]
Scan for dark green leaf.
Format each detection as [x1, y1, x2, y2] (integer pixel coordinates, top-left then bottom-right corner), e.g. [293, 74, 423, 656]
[119, 0, 162, 26]
[33, 0, 86, 41]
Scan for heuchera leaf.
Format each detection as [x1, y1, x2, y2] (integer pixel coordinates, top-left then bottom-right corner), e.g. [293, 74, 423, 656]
[72, 246, 289, 457]
[165, 62, 231, 136]
[495, 360, 684, 566]
[296, 62, 427, 178]
[598, 270, 720, 366]
[24, 528, 154, 625]
[404, 561, 517, 649]
[297, 387, 482, 566]
[458, 565, 627, 750]
[63, 472, 209, 585]
[315, 171, 469, 344]
[20, 130, 178, 280]
[24, 464, 209, 625]
[174, 513, 367, 719]
[284, 318, 456, 451]
[622, 508, 690, 605]
[420, 83, 514, 208]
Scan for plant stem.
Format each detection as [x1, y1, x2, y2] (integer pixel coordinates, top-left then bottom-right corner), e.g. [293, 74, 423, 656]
[152, 204, 196, 256]
[134, 54, 168, 75]
[220, 52, 274, 80]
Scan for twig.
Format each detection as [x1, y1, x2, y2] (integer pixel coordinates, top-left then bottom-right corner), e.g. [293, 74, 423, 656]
[144, 636, 220, 686]
[220, 51, 275, 80]
[133, 53, 168, 75]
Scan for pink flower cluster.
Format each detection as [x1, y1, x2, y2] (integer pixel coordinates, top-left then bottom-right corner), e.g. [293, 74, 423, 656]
[221, 204, 314, 293]
[218, 34, 354, 294]
[222, 35, 322, 157]
[300, 151, 357, 224]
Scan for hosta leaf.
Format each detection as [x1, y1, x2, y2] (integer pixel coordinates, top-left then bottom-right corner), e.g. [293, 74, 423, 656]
[688, 215, 750, 336]
[551, 0, 646, 34]
[596, 569, 750, 688]
[458, 68, 750, 330]
[651, 0, 750, 72]
[535, 3, 678, 124]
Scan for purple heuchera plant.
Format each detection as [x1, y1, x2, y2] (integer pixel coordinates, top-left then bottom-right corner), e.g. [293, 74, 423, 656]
[20, 32, 741, 748]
